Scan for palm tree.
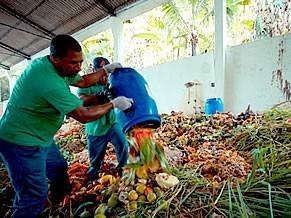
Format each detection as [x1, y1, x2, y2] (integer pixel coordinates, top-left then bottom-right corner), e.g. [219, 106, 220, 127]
[162, 0, 213, 56]
[125, 0, 254, 67]
[161, 0, 254, 55]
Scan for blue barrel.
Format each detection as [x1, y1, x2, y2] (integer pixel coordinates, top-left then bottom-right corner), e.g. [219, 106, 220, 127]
[109, 67, 161, 133]
[204, 98, 224, 115]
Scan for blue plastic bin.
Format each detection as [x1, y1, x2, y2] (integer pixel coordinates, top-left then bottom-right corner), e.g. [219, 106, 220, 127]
[109, 68, 161, 133]
[204, 98, 224, 115]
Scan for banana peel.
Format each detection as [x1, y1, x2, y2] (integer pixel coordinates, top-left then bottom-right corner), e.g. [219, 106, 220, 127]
[100, 175, 116, 185]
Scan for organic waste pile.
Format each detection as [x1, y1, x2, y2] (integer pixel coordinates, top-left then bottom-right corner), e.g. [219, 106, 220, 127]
[155, 112, 253, 184]
[55, 118, 87, 164]
[1, 109, 291, 218]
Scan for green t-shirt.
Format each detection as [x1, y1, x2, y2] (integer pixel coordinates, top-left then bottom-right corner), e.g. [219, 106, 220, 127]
[0, 56, 82, 147]
[77, 84, 116, 136]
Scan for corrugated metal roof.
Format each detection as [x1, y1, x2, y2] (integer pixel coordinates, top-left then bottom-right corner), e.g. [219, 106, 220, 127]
[0, 0, 139, 70]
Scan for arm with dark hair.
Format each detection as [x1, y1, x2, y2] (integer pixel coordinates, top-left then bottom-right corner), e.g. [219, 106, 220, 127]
[68, 96, 132, 123]
[78, 94, 97, 106]
[68, 103, 114, 123]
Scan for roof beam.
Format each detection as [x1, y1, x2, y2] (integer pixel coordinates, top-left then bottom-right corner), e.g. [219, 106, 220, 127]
[0, 22, 51, 40]
[0, 3, 55, 38]
[0, 42, 31, 60]
[93, 0, 115, 16]
[0, 63, 10, 70]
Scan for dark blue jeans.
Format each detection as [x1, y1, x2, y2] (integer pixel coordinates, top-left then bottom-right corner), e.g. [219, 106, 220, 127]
[0, 139, 69, 218]
[87, 123, 128, 179]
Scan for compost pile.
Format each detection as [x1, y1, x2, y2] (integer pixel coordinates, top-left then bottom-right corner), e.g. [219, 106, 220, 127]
[1, 109, 291, 218]
[55, 118, 87, 163]
[155, 112, 253, 183]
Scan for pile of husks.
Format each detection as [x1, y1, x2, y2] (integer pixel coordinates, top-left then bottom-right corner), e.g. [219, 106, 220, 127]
[0, 109, 291, 218]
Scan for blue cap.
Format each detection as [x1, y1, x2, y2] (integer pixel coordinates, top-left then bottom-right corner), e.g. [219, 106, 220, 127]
[93, 57, 110, 69]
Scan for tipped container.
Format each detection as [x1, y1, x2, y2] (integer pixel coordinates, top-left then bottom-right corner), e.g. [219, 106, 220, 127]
[109, 68, 161, 133]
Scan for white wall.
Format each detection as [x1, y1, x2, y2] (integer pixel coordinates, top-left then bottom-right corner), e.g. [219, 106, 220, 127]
[139, 33, 291, 114]
[225, 34, 291, 113]
[139, 53, 215, 115]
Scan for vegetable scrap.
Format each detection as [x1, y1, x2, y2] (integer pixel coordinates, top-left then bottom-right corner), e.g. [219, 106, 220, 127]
[1, 109, 290, 217]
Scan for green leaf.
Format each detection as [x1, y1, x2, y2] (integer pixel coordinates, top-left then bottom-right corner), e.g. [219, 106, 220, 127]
[173, 42, 187, 50]
[126, 163, 142, 169]
[275, 159, 291, 167]
[241, 19, 254, 31]
[139, 138, 155, 165]
[226, 7, 234, 17]
[236, 179, 249, 217]
[198, 33, 210, 44]
[150, 18, 165, 30]
[228, 180, 234, 218]
[148, 44, 163, 51]
[74, 201, 94, 216]
[267, 182, 274, 218]
[132, 32, 160, 41]
[156, 143, 170, 172]
[239, 0, 251, 6]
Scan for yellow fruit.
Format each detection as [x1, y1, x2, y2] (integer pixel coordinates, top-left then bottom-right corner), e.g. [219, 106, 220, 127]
[153, 187, 163, 197]
[95, 214, 106, 218]
[100, 175, 116, 185]
[107, 193, 118, 208]
[147, 192, 157, 203]
[136, 183, 146, 194]
[128, 201, 138, 211]
[137, 195, 146, 202]
[159, 200, 169, 210]
[94, 203, 107, 215]
[128, 190, 138, 201]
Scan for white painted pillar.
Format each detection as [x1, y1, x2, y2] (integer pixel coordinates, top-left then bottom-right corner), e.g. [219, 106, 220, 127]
[0, 70, 12, 116]
[7, 71, 17, 95]
[214, 0, 226, 100]
[111, 17, 124, 63]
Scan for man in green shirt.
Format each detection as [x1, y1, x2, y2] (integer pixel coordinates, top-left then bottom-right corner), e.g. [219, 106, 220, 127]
[0, 35, 133, 218]
[77, 57, 128, 180]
